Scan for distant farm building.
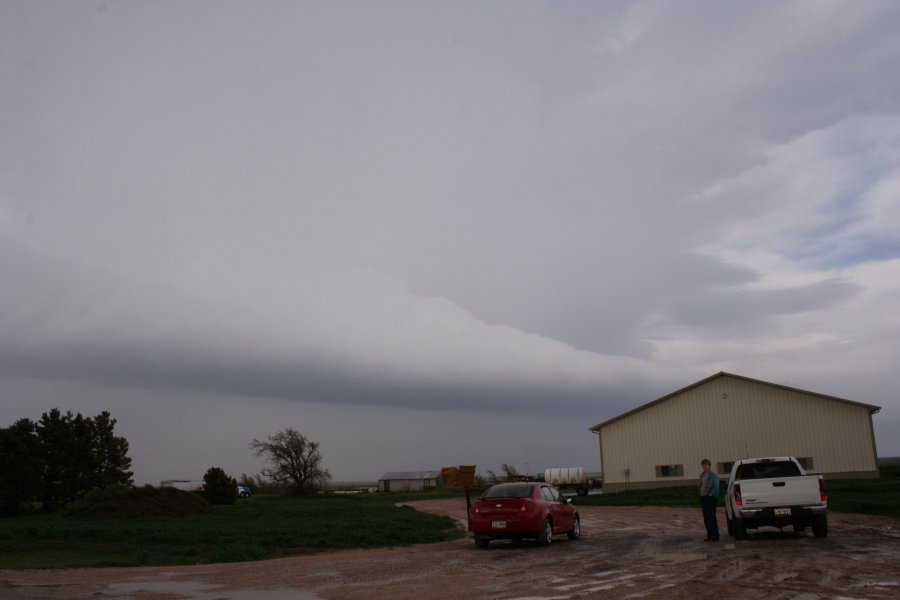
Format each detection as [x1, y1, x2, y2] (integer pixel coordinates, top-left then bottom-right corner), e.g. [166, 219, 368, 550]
[378, 470, 442, 492]
[590, 372, 880, 492]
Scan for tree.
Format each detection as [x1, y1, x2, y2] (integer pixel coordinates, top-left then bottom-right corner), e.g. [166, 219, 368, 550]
[202, 467, 237, 505]
[34, 408, 133, 511]
[89, 411, 133, 489]
[0, 419, 42, 515]
[249, 428, 331, 496]
[36, 408, 80, 511]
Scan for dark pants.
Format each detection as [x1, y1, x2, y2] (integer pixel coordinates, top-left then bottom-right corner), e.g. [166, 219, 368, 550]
[700, 495, 720, 540]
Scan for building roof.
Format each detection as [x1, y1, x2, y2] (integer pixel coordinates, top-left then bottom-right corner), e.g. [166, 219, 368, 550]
[589, 371, 881, 433]
[378, 470, 442, 481]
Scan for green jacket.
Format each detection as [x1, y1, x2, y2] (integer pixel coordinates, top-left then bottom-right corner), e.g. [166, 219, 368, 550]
[699, 469, 720, 497]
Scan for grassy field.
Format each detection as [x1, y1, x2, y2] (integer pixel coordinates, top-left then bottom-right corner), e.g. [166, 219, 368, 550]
[573, 467, 900, 519]
[0, 491, 465, 570]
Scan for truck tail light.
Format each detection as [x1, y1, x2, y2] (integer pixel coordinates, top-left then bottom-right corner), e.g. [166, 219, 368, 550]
[819, 478, 827, 502]
[733, 483, 742, 507]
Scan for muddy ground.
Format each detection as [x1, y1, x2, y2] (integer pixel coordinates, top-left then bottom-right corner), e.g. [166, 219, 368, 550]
[1, 499, 898, 599]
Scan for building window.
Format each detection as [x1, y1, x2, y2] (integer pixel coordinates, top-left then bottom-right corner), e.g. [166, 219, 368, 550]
[796, 457, 814, 471]
[655, 464, 684, 477]
[718, 461, 735, 475]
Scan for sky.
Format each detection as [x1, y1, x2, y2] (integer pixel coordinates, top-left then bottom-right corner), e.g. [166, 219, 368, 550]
[2, 0, 899, 486]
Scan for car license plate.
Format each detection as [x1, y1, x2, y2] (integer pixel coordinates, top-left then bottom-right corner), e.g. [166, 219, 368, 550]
[491, 520, 506, 529]
[774, 507, 791, 516]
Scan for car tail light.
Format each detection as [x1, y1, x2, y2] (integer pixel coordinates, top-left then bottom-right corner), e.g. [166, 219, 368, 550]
[520, 500, 533, 512]
[819, 478, 827, 502]
[733, 483, 742, 507]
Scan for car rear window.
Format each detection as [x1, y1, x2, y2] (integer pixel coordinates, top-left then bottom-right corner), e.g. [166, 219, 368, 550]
[483, 484, 533, 499]
[735, 461, 802, 480]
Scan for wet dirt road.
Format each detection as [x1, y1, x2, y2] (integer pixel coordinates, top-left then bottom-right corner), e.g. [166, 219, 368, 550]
[2, 499, 898, 599]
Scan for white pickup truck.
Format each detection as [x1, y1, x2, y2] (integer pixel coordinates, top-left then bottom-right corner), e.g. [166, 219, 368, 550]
[725, 456, 828, 539]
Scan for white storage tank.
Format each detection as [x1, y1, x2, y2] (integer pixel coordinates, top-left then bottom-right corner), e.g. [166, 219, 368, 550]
[544, 467, 586, 486]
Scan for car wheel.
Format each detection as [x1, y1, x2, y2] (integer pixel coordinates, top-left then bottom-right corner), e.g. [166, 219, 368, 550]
[567, 515, 581, 540]
[538, 518, 553, 546]
[734, 517, 747, 540]
[812, 514, 828, 538]
[474, 534, 490, 549]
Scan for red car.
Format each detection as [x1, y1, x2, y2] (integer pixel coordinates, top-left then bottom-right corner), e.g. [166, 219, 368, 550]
[467, 482, 580, 548]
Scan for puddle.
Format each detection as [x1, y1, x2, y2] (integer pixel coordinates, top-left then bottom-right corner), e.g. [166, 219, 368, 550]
[105, 580, 320, 599]
[657, 552, 707, 563]
[583, 573, 641, 592]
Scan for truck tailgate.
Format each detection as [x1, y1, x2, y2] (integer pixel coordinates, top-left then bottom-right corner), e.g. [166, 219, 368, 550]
[739, 475, 822, 507]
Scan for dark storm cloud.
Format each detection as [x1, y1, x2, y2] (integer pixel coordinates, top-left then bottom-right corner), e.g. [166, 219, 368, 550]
[0, 236, 677, 418]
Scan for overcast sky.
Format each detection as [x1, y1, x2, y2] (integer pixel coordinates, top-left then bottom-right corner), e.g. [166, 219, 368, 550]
[2, 1, 899, 485]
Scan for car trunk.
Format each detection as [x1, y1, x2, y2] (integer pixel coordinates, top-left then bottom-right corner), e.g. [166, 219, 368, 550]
[474, 498, 532, 516]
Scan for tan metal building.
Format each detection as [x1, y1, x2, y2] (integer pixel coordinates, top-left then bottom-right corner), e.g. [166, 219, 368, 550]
[589, 372, 880, 492]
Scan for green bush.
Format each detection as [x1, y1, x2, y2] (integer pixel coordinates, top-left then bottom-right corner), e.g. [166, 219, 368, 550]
[202, 467, 237, 505]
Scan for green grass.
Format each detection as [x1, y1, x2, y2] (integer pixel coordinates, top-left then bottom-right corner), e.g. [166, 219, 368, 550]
[826, 477, 900, 518]
[574, 469, 900, 520]
[0, 491, 465, 570]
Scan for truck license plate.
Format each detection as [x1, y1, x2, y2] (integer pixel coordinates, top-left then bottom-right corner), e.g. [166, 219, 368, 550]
[491, 520, 506, 528]
[774, 507, 791, 516]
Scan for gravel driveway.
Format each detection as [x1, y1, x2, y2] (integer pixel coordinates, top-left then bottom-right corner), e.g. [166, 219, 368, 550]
[2, 498, 898, 599]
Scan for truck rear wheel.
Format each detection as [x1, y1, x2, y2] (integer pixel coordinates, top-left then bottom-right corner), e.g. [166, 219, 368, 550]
[812, 514, 828, 538]
[734, 517, 748, 540]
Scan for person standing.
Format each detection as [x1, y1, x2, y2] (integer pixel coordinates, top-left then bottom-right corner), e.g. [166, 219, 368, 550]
[699, 458, 720, 541]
